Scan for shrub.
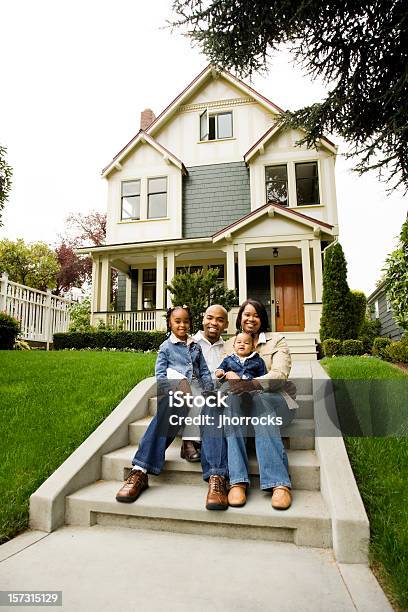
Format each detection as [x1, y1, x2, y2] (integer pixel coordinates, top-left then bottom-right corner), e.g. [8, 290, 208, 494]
[0, 312, 20, 350]
[68, 297, 91, 332]
[358, 318, 381, 352]
[372, 337, 392, 359]
[167, 267, 238, 332]
[383, 340, 408, 363]
[322, 338, 343, 357]
[342, 339, 364, 356]
[349, 291, 367, 338]
[53, 330, 167, 351]
[320, 243, 352, 341]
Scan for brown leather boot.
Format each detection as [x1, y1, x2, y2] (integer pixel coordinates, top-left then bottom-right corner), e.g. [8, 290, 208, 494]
[115, 469, 148, 503]
[271, 486, 292, 510]
[180, 440, 201, 462]
[228, 483, 247, 507]
[206, 475, 228, 510]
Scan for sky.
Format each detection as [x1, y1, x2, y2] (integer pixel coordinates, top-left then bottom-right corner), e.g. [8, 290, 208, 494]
[0, 0, 406, 296]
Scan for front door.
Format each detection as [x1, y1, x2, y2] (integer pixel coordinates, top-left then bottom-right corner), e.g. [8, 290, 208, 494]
[246, 265, 272, 329]
[274, 264, 305, 332]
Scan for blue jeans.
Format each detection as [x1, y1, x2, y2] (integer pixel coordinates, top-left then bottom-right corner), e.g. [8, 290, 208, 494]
[225, 391, 292, 490]
[132, 393, 228, 481]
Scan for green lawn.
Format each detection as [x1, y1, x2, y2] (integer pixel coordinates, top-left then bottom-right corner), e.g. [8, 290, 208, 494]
[322, 356, 408, 610]
[0, 351, 156, 544]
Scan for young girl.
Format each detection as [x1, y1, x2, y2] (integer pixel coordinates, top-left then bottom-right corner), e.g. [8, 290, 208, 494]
[155, 306, 214, 461]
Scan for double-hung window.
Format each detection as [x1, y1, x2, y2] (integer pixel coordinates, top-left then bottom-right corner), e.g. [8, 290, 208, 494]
[148, 177, 167, 219]
[121, 180, 140, 220]
[200, 110, 233, 141]
[265, 165, 288, 206]
[295, 162, 320, 205]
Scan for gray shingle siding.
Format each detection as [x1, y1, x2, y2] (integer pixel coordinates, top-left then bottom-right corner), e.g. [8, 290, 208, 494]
[368, 289, 405, 340]
[183, 162, 251, 238]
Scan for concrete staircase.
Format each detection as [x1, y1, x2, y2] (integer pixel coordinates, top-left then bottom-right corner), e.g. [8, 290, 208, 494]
[63, 363, 333, 549]
[283, 332, 318, 360]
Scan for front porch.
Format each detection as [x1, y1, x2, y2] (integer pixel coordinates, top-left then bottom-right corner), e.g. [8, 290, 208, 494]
[90, 240, 325, 337]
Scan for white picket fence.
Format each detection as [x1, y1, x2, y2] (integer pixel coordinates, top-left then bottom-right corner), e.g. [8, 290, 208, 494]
[0, 273, 75, 347]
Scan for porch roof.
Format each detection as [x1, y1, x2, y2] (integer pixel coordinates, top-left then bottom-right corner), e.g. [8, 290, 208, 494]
[212, 202, 335, 243]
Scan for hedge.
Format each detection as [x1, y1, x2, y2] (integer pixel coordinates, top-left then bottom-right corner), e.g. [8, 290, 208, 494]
[342, 339, 364, 356]
[53, 330, 167, 351]
[372, 337, 392, 359]
[322, 338, 343, 357]
[0, 312, 21, 350]
[383, 338, 408, 364]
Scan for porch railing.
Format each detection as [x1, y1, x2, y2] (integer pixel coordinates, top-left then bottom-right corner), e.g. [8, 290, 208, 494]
[103, 310, 167, 332]
[0, 273, 75, 346]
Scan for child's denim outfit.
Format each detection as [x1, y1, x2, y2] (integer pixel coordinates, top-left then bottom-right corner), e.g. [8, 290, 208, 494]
[131, 334, 228, 481]
[217, 352, 267, 380]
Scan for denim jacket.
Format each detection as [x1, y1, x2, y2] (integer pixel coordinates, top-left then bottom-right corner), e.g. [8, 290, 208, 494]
[217, 352, 267, 380]
[155, 337, 214, 392]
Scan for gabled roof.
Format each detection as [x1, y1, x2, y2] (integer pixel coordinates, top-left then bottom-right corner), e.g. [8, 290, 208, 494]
[212, 202, 334, 243]
[102, 131, 187, 178]
[244, 122, 337, 164]
[102, 64, 288, 176]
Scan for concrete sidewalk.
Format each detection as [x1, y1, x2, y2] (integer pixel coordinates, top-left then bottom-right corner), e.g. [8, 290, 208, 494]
[0, 526, 391, 612]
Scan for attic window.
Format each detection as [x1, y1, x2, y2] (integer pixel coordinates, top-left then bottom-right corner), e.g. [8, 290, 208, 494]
[200, 110, 233, 141]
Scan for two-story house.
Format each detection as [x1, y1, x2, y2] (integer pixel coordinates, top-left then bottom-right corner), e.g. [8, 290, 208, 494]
[81, 64, 339, 342]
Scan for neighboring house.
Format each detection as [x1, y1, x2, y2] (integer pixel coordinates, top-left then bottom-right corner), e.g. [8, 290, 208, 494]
[79, 64, 339, 336]
[367, 280, 405, 340]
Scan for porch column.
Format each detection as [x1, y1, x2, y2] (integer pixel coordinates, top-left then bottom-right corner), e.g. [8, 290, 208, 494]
[156, 250, 165, 309]
[300, 240, 313, 303]
[312, 239, 323, 302]
[166, 249, 175, 307]
[125, 274, 132, 311]
[237, 243, 247, 303]
[99, 257, 112, 312]
[90, 257, 100, 315]
[225, 244, 235, 290]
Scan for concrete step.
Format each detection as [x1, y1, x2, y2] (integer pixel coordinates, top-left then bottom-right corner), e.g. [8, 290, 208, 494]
[65, 480, 332, 548]
[291, 353, 317, 361]
[101, 445, 321, 491]
[285, 337, 317, 347]
[148, 394, 314, 419]
[128, 418, 315, 450]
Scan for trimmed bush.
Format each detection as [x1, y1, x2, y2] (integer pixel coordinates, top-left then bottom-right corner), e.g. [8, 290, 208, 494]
[342, 339, 364, 356]
[320, 243, 352, 341]
[358, 318, 382, 352]
[0, 312, 20, 350]
[322, 338, 343, 357]
[383, 340, 408, 363]
[53, 330, 167, 351]
[349, 291, 367, 338]
[372, 337, 392, 359]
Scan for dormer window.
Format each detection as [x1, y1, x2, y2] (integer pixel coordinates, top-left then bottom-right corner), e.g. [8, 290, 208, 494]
[148, 177, 167, 218]
[121, 180, 140, 220]
[200, 110, 233, 141]
[295, 162, 320, 206]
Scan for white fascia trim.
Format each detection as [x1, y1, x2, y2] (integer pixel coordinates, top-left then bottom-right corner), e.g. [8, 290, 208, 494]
[213, 205, 334, 243]
[75, 236, 212, 256]
[102, 132, 185, 178]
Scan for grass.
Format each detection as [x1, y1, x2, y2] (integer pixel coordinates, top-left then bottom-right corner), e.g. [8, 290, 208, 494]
[0, 351, 156, 544]
[322, 356, 408, 610]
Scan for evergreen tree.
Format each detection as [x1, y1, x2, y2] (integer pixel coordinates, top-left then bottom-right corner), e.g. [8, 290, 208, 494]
[320, 242, 352, 341]
[167, 267, 238, 332]
[384, 219, 408, 331]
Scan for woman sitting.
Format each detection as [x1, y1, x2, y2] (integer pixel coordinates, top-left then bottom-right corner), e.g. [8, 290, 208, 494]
[222, 299, 297, 510]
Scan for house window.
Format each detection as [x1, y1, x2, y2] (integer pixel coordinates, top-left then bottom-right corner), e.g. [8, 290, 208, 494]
[386, 297, 391, 312]
[374, 300, 379, 319]
[200, 110, 233, 141]
[295, 162, 320, 206]
[176, 265, 203, 275]
[142, 269, 156, 309]
[148, 177, 167, 219]
[209, 264, 225, 281]
[265, 165, 288, 206]
[121, 180, 140, 220]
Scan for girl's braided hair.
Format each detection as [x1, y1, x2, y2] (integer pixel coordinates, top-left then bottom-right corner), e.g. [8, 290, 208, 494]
[165, 305, 193, 333]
